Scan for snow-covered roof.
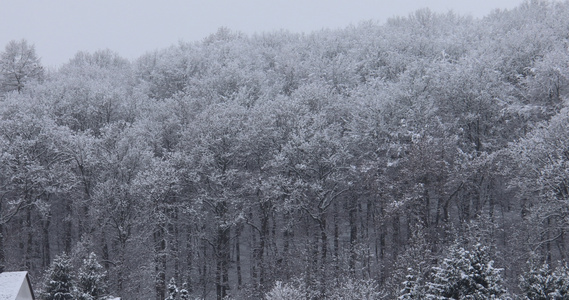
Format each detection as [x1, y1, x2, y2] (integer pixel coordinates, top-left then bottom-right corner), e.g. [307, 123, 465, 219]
[0, 272, 33, 300]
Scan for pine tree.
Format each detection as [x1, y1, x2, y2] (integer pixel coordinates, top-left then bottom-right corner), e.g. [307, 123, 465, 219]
[327, 277, 382, 299]
[399, 270, 424, 299]
[76, 252, 107, 300]
[519, 260, 569, 299]
[166, 277, 178, 300]
[426, 243, 506, 299]
[265, 281, 306, 300]
[42, 253, 75, 300]
[551, 265, 569, 299]
[390, 224, 434, 297]
[179, 282, 189, 300]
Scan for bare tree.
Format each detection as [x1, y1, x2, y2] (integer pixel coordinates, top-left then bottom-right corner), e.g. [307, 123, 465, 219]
[0, 39, 43, 93]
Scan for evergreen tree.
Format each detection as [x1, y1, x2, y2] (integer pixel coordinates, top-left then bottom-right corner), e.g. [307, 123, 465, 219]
[426, 243, 506, 299]
[166, 277, 178, 300]
[42, 253, 75, 300]
[264, 281, 306, 300]
[327, 277, 382, 299]
[179, 282, 189, 300]
[390, 224, 433, 298]
[76, 252, 107, 300]
[399, 270, 424, 299]
[552, 265, 569, 299]
[519, 260, 569, 299]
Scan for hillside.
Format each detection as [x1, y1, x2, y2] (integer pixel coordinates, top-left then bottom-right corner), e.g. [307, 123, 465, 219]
[1, 1, 569, 299]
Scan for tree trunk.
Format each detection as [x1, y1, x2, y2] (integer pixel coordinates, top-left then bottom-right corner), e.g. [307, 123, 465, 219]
[283, 211, 292, 280]
[63, 198, 72, 254]
[42, 212, 51, 268]
[102, 231, 109, 271]
[378, 199, 386, 282]
[249, 210, 258, 288]
[392, 213, 400, 262]
[349, 195, 357, 276]
[333, 201, 339, 277]
[422, 186, 430, 228]
[154, 226, 166, 300]
[170, 208, 180, 281]
[319, 213, 328, 298]
[25, 204, 32, 270]
[185, 226, 194, 293]
[0, 223, 5, 271]
[546, 216, 552, 264]
[259, 203, 269, 291]
[235, 224, 242, 289]
[216, 225, 230, 300]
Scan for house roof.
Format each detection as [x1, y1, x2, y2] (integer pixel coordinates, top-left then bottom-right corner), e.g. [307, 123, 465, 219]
[0, 271, 35, 300]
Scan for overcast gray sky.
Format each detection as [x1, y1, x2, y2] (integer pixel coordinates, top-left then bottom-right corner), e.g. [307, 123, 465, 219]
[0, 0, 525, 68]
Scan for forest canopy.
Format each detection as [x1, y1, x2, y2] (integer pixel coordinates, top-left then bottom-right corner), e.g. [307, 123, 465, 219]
[1, 1, 569, 299]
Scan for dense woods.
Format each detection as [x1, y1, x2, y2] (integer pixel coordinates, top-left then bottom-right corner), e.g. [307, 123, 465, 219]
[2, 1, 569, 299]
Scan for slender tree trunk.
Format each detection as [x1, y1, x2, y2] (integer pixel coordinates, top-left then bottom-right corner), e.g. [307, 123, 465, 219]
[349, 196, 357, 276]
[215, 198, 230, 300]
[25, 205, 32, 270]
[319, 213, 328, 298]
[101, 231, 109, 271]
[63, 198, 72, 254]
[462, 193, 471, 224]
[216, 225, 230, 300]
[546, 217, 552, 264]
[320, 216, 328, 265]
[333, 201, 339, 277]
[271, 209, 278, 279]
[259, 204, 269, 292]
[154, 226, 166, 300]
[392, 213, 400, 261]
[170, 208, 180, 281]
[422, 186, 430, 228]
[42, 212, 51, 268]
[186, 226, 194, 293]
[283, 211, 292, 280]
[235, 224, 242, 289]
[201, 238, 208, 299]
[557, 229, 565, 261]
[249, 209, 258, 289]
[117, 247, 125, 296]
[78, 162, 91, 237]
[216, 248, 222, 300]
[378, 199, 386, 282]
[0, 223, 5, 271]
[310, 217, 319, 291]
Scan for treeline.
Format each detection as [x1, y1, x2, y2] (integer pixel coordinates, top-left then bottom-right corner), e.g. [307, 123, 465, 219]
[1, 1, 569, 299]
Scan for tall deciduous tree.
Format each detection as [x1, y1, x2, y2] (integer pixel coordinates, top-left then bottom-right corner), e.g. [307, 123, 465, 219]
[509, 105, 569, 263]
[269, 88, 354, 297]
[0, 39, 43, 94]
[0, 96, 76, 272]
[178, 102, 250, 300]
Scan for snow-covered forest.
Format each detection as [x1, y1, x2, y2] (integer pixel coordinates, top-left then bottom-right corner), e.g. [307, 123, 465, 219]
[2, 1, 569, 299]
